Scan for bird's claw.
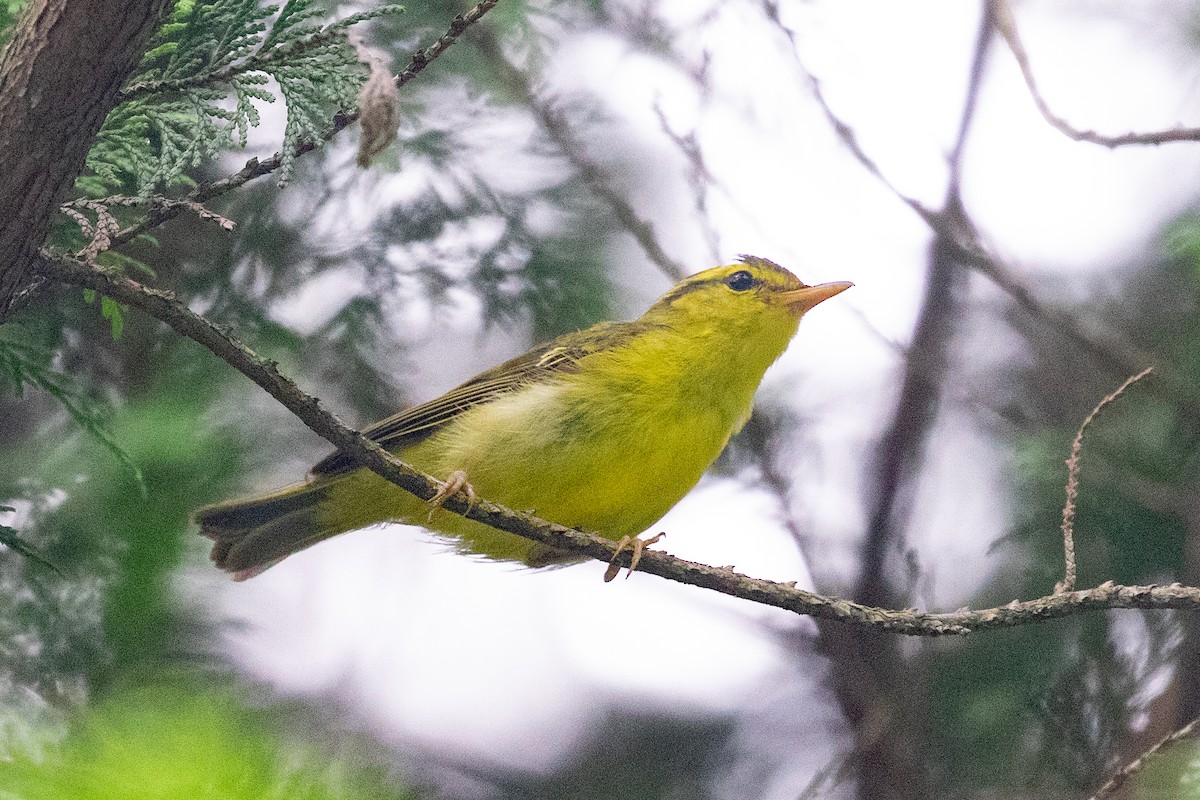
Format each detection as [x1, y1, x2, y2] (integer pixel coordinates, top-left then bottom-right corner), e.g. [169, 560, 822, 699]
[604, 531, 665, 582]
[428, 470, 475, 520]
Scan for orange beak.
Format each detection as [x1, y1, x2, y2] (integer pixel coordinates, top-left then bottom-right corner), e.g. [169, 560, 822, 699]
[775, 281, 854, 314]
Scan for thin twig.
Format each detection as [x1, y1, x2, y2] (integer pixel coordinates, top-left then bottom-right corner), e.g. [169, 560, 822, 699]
[1056, 367, 1154, 593]
[766, 5, 929, 220]
[63, 196, 235, 265]
[395, 0, 499, 89]
[1086, 714, 1200, 800]
[467, 25, 690, 282]
[651, 99, 722, 265]
[796, 751, 856, 800]
[947, 2, 993, 187]
[62, 194, 236, 231]
[991, 0, 1200, 148]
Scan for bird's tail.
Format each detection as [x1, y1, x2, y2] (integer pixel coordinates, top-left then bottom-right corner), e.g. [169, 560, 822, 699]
[194, 481, 339, 581]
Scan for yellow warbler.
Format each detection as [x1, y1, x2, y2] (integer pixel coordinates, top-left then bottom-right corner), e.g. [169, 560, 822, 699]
[195, 256, 851, 579]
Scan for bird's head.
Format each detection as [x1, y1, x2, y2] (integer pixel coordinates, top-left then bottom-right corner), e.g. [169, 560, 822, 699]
[643, 255, 852, 335]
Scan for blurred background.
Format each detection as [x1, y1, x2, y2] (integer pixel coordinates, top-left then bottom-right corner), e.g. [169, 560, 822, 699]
[6, 0, 1200, 797]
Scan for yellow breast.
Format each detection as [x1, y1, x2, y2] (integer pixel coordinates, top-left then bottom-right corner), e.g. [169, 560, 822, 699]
[318, 341, 758, 565]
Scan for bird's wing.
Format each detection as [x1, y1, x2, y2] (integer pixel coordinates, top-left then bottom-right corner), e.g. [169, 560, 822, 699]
[309, 321, 634, 478]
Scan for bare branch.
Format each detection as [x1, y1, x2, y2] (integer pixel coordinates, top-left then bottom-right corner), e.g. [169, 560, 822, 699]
[992, 0, 1200, 148]
[1086, 714, 1200, 800]
[857, 8, 994, 608]
[761, 0, 934, 222]
[948, 2, 993, 187]
[763, 0, 1176, 410]
[1057, 368, 1154, 593]
[796, 751, 856, 800]
[651, 100, 722, 266]
[395, 0, 499, 89]
[467, 25, 691, 282]
[29, 254, 1200, 639]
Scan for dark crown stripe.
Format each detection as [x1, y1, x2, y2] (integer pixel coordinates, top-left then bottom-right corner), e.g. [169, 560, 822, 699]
[655, 272, 731, 307]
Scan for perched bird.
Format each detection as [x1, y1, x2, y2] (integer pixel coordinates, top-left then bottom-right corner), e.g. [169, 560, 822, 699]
[195, 256, 851, 580]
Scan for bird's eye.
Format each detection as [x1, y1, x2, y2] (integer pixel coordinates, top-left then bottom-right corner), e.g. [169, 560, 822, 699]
[725, 270, 755, 292]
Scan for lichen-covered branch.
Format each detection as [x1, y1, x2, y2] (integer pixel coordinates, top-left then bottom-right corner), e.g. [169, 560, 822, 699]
[30, 253, 1200, 639]
[1086, 714, 1200, 800]
[1057, 368, 1154, 593]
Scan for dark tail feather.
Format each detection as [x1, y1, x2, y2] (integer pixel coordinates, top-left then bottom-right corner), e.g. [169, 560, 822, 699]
[194, 482, 338, 580]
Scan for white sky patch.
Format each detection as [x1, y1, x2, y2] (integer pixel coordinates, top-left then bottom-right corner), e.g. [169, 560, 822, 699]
[268, 265, 365, 333]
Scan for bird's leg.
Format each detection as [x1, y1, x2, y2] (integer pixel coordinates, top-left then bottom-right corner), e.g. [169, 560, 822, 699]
[603, 532, 666, 582]
[427, 470, 476, 520]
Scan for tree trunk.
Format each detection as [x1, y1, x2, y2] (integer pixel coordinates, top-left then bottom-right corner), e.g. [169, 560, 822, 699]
[0, 0, 171, 318]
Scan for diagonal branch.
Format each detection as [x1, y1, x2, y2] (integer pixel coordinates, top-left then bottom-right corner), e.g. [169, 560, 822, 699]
[767, 1, 1193, 418]
[1086, 714, 1200, 800]
[466, 25, 691, 282]
[31, 253, 1200, 638]
[761, 0, 933, 221]
[991, 0, 1200, 148]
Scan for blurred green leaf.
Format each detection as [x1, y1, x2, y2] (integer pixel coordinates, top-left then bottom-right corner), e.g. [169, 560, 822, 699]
[0, 682, 420, 799]
[99, 296, 124, 340]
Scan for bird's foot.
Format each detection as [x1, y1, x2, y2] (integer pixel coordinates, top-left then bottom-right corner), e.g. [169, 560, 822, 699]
[427, 470, 475, 520]
[604, 532, 666, 582]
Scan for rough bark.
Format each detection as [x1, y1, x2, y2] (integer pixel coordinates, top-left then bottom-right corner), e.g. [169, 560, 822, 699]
[0, 0, 171, 318]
